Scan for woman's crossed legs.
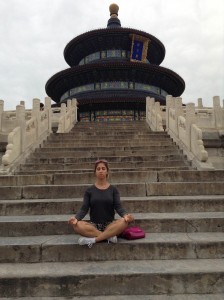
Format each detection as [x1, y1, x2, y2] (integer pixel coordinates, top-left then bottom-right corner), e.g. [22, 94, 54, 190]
[73, 218, 128, 243]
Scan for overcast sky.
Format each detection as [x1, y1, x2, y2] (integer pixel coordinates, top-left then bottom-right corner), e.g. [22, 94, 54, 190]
[0, 0, 223, 110]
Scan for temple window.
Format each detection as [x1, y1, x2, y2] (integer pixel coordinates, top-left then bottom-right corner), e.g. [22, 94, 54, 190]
[60, 81, 167, 101]
[78, 50, 148, 65]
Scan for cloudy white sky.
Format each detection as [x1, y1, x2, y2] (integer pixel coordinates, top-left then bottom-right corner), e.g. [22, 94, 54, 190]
[0, 0, 223, 110]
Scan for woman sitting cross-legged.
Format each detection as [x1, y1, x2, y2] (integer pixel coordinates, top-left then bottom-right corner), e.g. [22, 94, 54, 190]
[68, 159, 134, 248]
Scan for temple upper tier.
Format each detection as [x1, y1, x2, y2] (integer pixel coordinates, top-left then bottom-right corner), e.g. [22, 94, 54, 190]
[45, 4, 185, 122]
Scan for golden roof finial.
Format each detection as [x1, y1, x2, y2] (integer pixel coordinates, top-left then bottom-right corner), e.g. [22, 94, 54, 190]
[109, 3, 119, 18]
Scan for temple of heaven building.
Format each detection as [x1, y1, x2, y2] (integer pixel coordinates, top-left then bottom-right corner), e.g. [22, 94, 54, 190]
[45, 3, 185, 122]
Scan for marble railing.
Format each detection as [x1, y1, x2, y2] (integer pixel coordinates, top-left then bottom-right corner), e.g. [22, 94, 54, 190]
[0, 97, 77, 172]
[146, 97, 165, 131]
[57, 99, 77, 133]
[167, 95, 223, 169]
[146, 95, 223, 169]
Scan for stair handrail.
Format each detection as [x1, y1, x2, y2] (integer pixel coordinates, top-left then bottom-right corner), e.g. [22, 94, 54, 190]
[1, 97, 52, 171]
[191, 123, 208, 162]
[0, 101, 33, 138]
[166, 95, 212, 169]
[57, 99, 77, 133]
[1, 126, 21, 166]
[146, 97, 164, 131]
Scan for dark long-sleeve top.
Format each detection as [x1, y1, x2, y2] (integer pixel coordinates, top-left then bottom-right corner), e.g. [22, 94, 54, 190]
[75, 185, 127, 224]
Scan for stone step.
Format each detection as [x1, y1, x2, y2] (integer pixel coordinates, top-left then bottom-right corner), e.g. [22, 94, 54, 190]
[35, 145, 179, 152]
[83, 127, 151, 131]
[24, 154, 187, 164]
[1, 212, 223, 236]
[17, 166, 192, 174]
[1, 170, 224, 186]
[1, 182, 224, 199]
[68, 129, 153, 135]
[0, 259, 223, 297]
[49, 131, 169, 135]
[26, 154, 188, 164]
[71, 125, 149, 129]
[46, 136, 170, 142]
[0, 232, 224, 263]
[43, 140, 174, 147]
[0, 171, 154, 186]
[71, 122, 147, 128]
[50, 132, 168, 138]
[1, 195, 223, 216]
[70, 124, 148, 129]
[30, 149, 181, 158]
[45, 138, 172, 143]
[1, 295, 223, 300]
[73, 120, 146, 125]
[71, 126, 149, 131]
[18, 161, 191, 172]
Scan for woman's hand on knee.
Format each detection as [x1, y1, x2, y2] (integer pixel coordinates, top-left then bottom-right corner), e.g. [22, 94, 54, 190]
[68, 217, 78, 226]
[123, 214, 134, 223]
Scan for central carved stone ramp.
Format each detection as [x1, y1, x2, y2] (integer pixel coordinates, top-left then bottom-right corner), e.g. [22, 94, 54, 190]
[0, 121, 223, 298]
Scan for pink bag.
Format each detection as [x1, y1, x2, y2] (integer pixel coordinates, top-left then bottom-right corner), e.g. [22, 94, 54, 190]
[120, 226, 145, 240]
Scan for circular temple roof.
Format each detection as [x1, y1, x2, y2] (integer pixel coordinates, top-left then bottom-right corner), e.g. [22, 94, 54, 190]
[64, 28, 166, 66]
[45, 61, 185, 102]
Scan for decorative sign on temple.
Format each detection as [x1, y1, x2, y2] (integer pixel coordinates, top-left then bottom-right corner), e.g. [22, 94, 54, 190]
[130, 34, 150, 63]
[45, 3, 185, 122]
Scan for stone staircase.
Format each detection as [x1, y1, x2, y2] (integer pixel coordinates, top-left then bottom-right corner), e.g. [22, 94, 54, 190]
[0, 121, 224, 299]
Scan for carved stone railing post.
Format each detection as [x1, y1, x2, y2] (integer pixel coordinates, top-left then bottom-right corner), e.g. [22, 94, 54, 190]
[16, 104, 25, 152]
[154, 101, 163, 131]
[67, 99, 72, 129]
[45, 96, 52, 133]
[174, 97, 183, 137]
[150, 98, 156, 130]
[146, 96, 150, 125]
[67, 99, 71, 111]
[166, 95, 173, 131]
[185, 103, 196, 149]
[197, 98, 203, 109]
[57, 103, 66, 133]
[32, 98, 41, 138]
[146, 97, 164, 132]
[72, 98, 78, 123]
[191, 124, 208, 162]
[0, 99, 4, 132]
[167, 96, 176, 135]
[146, 97, 154, 129]
[61, 103, 66, 115]
[56, 100, 77, 133]
[2, 104, 25, 166]
[213, 96, 223, 128]
[67, 100, 72, 128]
[146, 97, 150, 126]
